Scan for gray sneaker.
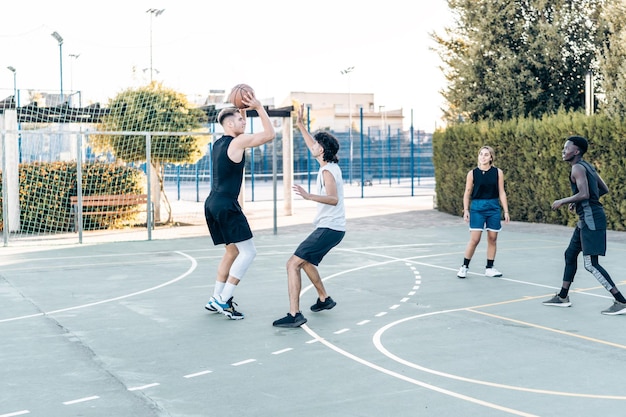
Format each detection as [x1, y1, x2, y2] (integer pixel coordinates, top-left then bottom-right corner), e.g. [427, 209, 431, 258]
[601, 301, 626, 315]
[542, 294, 571, 307]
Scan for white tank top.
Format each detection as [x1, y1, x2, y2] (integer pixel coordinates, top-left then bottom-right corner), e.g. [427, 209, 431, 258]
[313, 162, 346, 231]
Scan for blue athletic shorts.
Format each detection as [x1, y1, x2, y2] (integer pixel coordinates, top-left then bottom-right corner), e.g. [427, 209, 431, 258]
[469, 199, 502, 232]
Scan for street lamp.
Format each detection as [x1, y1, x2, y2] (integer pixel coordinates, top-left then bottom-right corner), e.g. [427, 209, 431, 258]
[7, 65, 22, 162]
[51, 31, 64, 104]
[340, 66, 355, 184]
[7, 66, 16, 108]
[69, 53, 80, 106]
[146, 8, 165, 82]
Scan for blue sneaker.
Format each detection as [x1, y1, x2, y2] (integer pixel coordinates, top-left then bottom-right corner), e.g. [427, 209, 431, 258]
[205, 297, 219, 313]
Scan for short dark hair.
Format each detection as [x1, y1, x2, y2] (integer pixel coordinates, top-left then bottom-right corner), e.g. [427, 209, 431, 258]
[313, 131, 340, 163]
[567, 135, 588, 155]
[217, 107, 239, 125]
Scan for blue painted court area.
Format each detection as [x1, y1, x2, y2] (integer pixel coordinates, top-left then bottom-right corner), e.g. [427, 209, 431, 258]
[1, 205, 626, 417]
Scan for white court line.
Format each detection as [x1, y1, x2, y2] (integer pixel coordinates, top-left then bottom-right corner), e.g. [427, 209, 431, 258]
[0, 251, 197, 324]
[0, 411, 30, 417]
[302, 321, 538, 417]
[272, 348, 293, 355]
[63, 396, 99, 405]
[184, 370, 213, 378]
[232, 359, 256, 366]
[128, 383, 160, 391]
[295, 246, 550, 416]
[372, 310, 626, 400]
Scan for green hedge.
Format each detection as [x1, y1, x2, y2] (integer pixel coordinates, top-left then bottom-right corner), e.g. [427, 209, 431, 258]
[0, 162, 146, 233]
[433, 110, 626, 231]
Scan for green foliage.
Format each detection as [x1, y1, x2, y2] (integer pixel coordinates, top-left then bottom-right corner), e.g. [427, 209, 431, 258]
[597, 0, 626, 119]
[433, 110, 626, 230]
[0, 162, 146, 233]
[433, 0, 605, 123]
[91, 82, 209, 163]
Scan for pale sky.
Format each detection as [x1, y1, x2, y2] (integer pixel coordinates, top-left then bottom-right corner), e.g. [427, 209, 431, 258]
[0, 0, 453, 131]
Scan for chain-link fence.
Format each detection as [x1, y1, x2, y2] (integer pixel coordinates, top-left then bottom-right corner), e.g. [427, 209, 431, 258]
[1, 125, 434, 246]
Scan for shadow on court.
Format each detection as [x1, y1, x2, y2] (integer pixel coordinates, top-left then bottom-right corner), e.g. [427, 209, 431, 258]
[1, 201, 626, 417]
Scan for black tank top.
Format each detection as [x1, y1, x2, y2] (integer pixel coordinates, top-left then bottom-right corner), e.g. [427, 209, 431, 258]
[471, 166, 499, 200]
[211, 135, 244, 199]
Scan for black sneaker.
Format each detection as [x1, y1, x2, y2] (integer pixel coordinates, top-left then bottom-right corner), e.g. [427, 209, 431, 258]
[310, 296, 336, 312]
[222, 297, 244, 320]
[272, 312, 307, 328]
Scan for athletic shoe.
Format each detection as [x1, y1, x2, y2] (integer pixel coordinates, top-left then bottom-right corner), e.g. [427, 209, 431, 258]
[273, 312, 307, 328]
[601, 301, 626, 315]
[542, 294, 571, 307]
[212, 296, 244, 320]
[457, 265, 468, 279]
[204, 297, 218, 313]
[310, 296, 337, 312]
[485, 267, 503, 277]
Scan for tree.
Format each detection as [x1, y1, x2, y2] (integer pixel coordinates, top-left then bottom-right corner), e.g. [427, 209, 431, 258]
[432, 0, 606, 124]
[91, 82, 209, 224]
[597, 0, 626, 118]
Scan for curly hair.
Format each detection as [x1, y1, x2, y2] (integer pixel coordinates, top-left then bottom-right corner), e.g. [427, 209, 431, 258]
[313, 131, 340, 163]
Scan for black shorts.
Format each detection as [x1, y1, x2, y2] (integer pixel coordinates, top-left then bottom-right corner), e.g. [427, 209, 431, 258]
[204, 193, 253, 245]
[294, 228, 345, 266]
[569, 224, 606, 257]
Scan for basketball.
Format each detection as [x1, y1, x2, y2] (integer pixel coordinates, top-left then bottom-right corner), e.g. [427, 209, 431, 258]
[228, 84, 255, 109]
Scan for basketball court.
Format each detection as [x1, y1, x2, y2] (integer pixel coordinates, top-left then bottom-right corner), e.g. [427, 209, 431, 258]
[1, 197, 626, 417]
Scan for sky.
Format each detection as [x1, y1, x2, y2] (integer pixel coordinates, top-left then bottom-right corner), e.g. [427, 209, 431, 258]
[0, 0, 454, 131]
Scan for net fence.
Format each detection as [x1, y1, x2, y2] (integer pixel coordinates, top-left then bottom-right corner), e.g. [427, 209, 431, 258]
[0, 87, 434, 246]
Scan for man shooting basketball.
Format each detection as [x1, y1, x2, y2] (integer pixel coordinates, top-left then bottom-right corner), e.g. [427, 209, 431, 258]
[204, 90, 275, 319]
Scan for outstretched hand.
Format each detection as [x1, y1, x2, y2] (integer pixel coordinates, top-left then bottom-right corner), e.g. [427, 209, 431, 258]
[293, 184, 310, 200]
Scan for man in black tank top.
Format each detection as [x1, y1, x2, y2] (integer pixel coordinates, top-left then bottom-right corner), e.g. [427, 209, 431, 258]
[203, 91, 275, 320]
[543, 135, 626, 315]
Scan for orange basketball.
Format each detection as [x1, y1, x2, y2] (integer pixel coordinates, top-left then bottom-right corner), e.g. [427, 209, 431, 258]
[228, 84, 255, 109]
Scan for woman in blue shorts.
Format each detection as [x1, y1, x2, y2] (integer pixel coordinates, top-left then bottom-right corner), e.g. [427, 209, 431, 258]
[457, 146, 510, 279]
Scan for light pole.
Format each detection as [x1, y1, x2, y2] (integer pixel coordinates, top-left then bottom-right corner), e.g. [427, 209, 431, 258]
[7, 66, 16, 107]
[340, 66, 355, 184]
[146, 8, 165, 83]
[69, 53, 80, 105]
[51, 31, 64, 104]
[7, 66, 21, 162]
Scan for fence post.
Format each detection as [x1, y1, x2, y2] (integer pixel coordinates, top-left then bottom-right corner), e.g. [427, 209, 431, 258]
[1, 131, 8, 246]
[146, 133, 152, 240]
[76, 132, 84, 243]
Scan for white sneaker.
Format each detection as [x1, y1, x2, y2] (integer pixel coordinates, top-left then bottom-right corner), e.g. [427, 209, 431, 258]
[457, 265, 468, 279]
[485, 267, 503, 277]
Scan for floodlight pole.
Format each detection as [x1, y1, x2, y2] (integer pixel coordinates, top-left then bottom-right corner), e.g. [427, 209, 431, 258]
[340, 66, 355, 184]
[146, 8, 165, 83]
[69, 53, 80, 105]
[51, 31, 64, 103]
[7, 66, 16, 105]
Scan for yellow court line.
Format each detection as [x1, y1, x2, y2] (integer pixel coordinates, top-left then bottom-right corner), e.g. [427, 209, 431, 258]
[468, 308, 626, 351]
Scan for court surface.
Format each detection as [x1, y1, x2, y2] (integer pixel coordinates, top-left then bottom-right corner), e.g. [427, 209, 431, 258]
[2, 197, 626, 417]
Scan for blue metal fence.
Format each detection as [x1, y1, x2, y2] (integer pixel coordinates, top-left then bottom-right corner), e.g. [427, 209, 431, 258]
[163, 127, 434, 202]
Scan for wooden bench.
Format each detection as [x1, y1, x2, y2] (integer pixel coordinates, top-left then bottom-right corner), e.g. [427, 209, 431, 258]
[70, 194, 153, 231]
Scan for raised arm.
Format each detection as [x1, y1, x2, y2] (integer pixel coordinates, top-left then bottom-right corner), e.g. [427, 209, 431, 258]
[296, 104, 317, 153]
[230, 91, 275, 151]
